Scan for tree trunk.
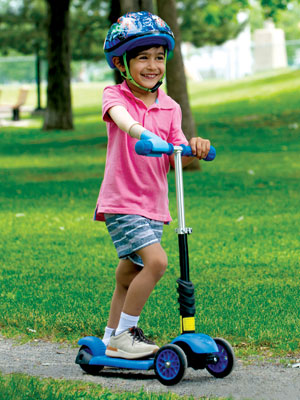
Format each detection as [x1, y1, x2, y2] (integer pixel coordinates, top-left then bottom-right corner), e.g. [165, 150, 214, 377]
[157, 0, 199, 169]
[119, 0, 154, 15]
[109, 0, 123, 83]
[43, 0, 73, 130]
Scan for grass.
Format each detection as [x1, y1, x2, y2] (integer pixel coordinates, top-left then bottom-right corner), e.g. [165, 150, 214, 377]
[1, 70, 300, 360]
[0, 373, 227, 400]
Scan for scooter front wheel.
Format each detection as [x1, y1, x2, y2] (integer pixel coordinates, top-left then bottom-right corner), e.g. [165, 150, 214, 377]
[206, 338, 235, 378]
[154, 344, 187, 386]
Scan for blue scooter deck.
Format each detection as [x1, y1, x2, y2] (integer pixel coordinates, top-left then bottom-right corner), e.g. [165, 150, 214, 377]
[90, 355, 154, 370]
[78, 336, 155, 370]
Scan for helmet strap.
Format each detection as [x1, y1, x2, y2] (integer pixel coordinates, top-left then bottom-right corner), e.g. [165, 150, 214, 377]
[121, 51, 167, 93]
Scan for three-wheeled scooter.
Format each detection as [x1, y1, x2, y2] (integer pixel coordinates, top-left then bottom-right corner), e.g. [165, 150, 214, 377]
[75, 139, 235, 386]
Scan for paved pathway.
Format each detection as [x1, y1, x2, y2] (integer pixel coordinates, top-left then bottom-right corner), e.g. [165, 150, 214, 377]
[0, 337, 299, 400]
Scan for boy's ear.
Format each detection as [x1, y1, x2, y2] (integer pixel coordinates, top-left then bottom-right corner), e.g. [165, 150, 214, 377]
[112, 56, 126, 72]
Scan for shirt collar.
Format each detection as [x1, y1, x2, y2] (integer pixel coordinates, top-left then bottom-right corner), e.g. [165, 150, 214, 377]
[119, 80, 173, 110]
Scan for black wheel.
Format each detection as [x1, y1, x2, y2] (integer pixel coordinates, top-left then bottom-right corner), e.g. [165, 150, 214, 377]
[154, 344, 187, 386]
[206, 338, 235, 378]
[76, 346, 104, 375]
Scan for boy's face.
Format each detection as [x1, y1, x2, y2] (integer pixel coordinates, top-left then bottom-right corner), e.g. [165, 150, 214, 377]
[127, 46, 165, 91]
[129, 46, 165, 89]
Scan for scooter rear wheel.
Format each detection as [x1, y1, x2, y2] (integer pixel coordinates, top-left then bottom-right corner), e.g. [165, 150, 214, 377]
[154, 344, 187, 386]
[206, 338, 235, 378]
[77, 345, 104, 375]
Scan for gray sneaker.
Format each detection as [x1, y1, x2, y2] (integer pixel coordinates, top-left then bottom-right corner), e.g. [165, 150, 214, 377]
[105, 327, 159, 359]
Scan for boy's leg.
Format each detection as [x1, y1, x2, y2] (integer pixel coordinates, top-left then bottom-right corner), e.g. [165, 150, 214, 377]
[107, 258, 141, 329]
[105, 242, 167, 359]
[122, 242, 168, 316]
[103, 258, 140, 345]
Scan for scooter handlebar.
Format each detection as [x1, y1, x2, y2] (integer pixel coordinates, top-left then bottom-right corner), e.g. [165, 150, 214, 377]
[135, 140, 174, 157]
[180, 144, 216, 161]
[135, 140, 216, 161]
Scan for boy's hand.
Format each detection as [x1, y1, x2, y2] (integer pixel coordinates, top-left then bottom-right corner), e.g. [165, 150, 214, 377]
[189, 137, 211, 160]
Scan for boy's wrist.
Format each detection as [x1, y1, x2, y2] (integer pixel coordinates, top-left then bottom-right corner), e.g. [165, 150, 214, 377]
[128, 122, 144, 139]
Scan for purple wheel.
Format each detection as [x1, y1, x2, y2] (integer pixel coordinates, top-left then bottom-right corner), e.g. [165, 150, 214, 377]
[154, 344, 187, 386]
[206, 338, 235, 378]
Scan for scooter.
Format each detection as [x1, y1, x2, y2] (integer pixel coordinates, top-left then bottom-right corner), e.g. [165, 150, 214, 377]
[75, 139, 235, 386]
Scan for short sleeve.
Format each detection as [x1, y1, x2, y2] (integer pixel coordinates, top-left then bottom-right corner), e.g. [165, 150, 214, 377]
[102, 85, 128, 122]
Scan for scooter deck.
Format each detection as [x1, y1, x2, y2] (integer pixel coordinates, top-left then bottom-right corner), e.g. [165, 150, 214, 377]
[77, 336, 155, 370]
[90, 355, 154, 370]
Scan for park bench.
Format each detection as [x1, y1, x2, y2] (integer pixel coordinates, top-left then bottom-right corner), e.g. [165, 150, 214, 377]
[11, 87, 29, 121]
[0, 87, 29, 121]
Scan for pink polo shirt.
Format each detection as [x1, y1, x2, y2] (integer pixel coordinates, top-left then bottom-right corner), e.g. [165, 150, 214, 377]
[95, 81, 188, 223]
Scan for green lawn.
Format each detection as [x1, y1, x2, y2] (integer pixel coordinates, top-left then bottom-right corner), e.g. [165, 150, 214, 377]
[1, 373, 224, 400]
[1, 70, 300, 360]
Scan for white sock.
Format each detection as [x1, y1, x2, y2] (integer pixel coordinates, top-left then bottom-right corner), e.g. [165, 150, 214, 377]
[102, 326, 115, 346]
[115, 312, 139, 336]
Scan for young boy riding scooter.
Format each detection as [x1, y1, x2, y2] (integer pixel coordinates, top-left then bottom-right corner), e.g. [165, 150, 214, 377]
[94, 11, 211, 360]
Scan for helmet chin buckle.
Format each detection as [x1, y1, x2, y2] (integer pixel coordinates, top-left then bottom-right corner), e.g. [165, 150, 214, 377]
[150, 81, 163, 92]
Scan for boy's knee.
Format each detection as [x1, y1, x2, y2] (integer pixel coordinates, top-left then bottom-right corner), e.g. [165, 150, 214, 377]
[149, 254, 168, 280]
[115, 260, 139, 289]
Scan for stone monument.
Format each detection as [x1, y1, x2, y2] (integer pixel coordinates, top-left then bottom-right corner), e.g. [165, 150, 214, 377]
[253, 20, 287, 72]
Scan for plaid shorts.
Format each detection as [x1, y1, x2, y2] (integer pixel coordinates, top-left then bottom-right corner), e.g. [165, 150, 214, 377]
[104, 214, 164, 267]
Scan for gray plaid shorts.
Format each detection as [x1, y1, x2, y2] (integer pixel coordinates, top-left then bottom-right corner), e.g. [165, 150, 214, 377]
[104, 214, 164, 267]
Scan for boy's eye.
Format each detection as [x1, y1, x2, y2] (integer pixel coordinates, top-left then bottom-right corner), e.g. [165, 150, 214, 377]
[136, 54, 165, 61]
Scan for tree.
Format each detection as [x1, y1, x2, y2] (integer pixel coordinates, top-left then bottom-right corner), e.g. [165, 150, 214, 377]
[120, 0, 153, 13]
[43, 0, 73, 130]
[260, 0, 290, 19]
[0, 0, 110, 126]
[0, 0, 47, 56]
[178, 0, 249, 47]
[157, 0, 199, 169]
[0, 0, 47, 109]
[70, 0, 110, 61]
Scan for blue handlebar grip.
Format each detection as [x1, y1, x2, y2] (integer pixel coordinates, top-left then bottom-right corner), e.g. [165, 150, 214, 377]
[135, 140, 153, 155]
[204, 145, 216, 161]
[180, 144, 216, 161]
[135, 140, 174, 156]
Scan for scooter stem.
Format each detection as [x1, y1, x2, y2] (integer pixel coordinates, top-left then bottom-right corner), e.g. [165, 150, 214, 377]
[174, 146, 196, 334]
[174, 146, 186, 234]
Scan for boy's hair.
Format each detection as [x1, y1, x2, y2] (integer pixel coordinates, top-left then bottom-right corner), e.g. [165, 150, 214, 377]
[118, 44, 167, 66]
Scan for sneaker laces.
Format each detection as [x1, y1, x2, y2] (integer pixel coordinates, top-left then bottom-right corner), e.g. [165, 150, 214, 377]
[129, 327, 155, 345]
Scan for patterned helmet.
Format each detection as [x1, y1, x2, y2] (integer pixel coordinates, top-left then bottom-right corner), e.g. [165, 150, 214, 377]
[104, 11, 175, 69]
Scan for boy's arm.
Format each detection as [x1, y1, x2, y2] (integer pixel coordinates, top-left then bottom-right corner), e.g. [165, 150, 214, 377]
[108, 106, 210, 163]
[108, 105, 170, 152]
[108, 105, 144, 139]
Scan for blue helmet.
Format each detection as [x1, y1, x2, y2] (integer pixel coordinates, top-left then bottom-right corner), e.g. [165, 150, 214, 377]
[104, 11, 175, 69]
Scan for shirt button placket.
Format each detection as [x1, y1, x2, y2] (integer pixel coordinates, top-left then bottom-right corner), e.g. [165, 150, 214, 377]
[143, 110, 149, 125]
